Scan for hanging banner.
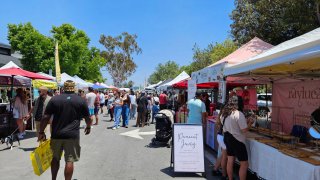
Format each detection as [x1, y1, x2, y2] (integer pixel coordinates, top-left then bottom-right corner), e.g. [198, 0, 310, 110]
[272, 80, 320, 133]
[173, 124, 205, 173]
[55, 41, 61, 84]
[218, 80, 226, 104]
[191, 62, 226, 84]
[188, 79, 197, 100]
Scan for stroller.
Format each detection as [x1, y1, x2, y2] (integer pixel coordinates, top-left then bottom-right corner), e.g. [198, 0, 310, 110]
[151, 109, 174, 147]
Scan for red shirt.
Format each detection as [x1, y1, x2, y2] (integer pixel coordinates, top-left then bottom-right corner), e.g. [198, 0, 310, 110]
[159, 93, 167, 105]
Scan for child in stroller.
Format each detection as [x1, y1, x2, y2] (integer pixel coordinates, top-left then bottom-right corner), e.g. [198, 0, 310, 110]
[151, 109, 174, 147]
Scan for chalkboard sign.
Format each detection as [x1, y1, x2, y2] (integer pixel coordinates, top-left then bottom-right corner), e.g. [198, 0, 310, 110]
[173, 124, 205, 173]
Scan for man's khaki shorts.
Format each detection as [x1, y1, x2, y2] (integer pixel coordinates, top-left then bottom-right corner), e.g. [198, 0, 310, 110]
[50, 139, 81, 162]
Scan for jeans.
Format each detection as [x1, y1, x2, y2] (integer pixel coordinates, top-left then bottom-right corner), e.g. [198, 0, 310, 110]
[130, 104, 137, 120]
[114, 106, 122, 127]
[122, 104, 130, 126]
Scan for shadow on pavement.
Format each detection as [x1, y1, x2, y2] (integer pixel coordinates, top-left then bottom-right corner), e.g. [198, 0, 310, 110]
[0, 146, 11, 151]
[160, 167, 205, 178]
[145, 143, 169, 148]
[19, 147, 36, 152]
[22, 131, 37, 140]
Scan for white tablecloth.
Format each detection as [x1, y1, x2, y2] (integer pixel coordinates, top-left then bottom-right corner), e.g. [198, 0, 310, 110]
[246, 138, 320, 180]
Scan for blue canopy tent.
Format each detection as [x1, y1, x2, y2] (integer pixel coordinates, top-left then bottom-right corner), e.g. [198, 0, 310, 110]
[92, 84, 106, 89]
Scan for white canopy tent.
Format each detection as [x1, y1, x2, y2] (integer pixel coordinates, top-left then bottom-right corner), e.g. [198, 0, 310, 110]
[0, 61, 20, 69]
[157, 71, 190, 91]
[37, 72, 56, 81]
[60, 73, 88, 89]
[73, 75, 92, 88]
[145, 81, 163, 89]
[225, 27, 320, 80]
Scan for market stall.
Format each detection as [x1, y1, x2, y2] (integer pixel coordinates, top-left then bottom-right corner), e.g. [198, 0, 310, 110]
[224, 27, 320, 179]
[188, 37, 274, 150]
[0, 66, 52, 138]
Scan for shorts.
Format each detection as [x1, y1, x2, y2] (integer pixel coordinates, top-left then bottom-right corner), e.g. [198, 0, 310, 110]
[89, 108, 94, 116]
[94, 107, 100, 114]
[217, 134, 226, 150]
[51, 139, 81, 162]
[223, 131, 248, 161]
[100, 103, 104, 107]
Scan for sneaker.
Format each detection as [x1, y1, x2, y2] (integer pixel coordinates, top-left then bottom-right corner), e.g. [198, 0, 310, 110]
[212, 169, 222, 176]
[116, 126, 120, 129]
[18, 133, 24, 139]
[125, 126, 128, 128]
[112, 127, 116, 130]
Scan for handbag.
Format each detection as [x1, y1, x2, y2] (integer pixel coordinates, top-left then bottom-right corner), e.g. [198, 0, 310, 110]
[217, 116, 227, 135]
[30, 139, 53, 176]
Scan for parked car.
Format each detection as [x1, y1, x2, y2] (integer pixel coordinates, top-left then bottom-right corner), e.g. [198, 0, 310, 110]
[257, 93, 272, 117]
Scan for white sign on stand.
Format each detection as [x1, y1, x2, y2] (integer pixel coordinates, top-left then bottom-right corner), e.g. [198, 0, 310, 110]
[188, 79, 197, 101]
[173, 124, 205, 173]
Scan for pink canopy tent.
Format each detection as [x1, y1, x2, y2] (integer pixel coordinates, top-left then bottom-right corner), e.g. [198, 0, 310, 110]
[210, 37, 273, 67]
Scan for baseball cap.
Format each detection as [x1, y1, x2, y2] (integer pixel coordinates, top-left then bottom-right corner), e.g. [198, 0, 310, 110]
[39, 86, 48, 91]
[64, 80, 76, 92]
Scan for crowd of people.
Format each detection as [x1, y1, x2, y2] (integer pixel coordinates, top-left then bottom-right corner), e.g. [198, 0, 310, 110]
[11, 81, 254, 180]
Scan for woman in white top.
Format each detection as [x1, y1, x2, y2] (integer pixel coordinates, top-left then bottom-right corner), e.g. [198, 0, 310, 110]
[112, 91, 123, 130]
[129, 90, 137, 120]
[14, 88, 30, 138]
[222, 96, 254, 180]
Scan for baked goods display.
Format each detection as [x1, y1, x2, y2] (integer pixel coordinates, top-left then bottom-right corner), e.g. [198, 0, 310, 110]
[250, 129, 320, 165]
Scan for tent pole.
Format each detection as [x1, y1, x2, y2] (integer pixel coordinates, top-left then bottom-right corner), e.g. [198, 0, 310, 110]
[10, 75, 14, 111]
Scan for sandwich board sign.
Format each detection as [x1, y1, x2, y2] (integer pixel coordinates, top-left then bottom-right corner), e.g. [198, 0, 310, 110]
[172, 124, 205, 174]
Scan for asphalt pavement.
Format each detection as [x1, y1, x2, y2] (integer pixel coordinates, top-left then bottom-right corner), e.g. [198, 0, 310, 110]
[0, 108, 221, 180]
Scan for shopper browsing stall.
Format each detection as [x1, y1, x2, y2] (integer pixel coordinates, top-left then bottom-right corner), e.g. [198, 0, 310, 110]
[222, 95, 254, 180]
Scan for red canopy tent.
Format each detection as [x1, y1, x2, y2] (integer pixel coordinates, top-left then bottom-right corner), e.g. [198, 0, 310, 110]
[172, 77, 261, 89]
[0, 67, 53, 80]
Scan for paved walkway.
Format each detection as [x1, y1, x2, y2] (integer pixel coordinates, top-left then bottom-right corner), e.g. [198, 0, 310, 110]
[0, 110, 221, 180]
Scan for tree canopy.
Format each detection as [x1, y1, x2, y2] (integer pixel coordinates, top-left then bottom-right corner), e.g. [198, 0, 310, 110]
[230, 0, 320, 45]
[7, 23, 105, 82]
[148, 61, 180, 84]
[178, 39, 238, 75]
[99, 32, 142, 87]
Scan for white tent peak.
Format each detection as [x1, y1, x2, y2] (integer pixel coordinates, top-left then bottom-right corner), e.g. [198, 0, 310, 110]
[158, 71, 190, 90]
[0, 61, 20, 69]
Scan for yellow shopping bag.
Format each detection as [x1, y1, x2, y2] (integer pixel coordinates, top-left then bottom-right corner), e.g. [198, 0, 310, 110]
[30, 139, 53, 176]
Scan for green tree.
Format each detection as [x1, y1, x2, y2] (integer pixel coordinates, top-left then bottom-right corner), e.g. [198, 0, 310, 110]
[100, 32, 142, 87]
[148, 60, 180, 84]
[230, 0, 320, 45]
[178, 39, 237, 75]
[51, 24, 90, 76]
[7, 23, 105, 81]
[7, 23, 53, 72]
[79, 47, 105, 82]
[123, 80, 134, 88]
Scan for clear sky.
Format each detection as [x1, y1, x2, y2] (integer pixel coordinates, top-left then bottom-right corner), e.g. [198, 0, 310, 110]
[0, 0, 235, 86]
